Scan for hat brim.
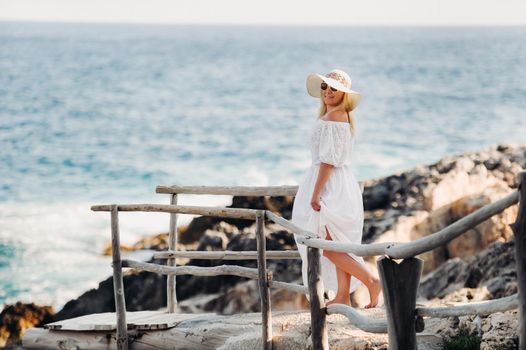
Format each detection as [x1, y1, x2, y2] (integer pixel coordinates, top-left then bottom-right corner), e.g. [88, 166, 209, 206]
[306, 73, 362, 109]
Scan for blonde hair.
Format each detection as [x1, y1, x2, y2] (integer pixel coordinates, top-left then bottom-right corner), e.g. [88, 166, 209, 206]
[317, 92, 357, 136]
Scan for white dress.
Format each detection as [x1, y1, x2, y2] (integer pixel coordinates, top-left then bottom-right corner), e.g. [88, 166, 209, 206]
[291, 118, 369, 300]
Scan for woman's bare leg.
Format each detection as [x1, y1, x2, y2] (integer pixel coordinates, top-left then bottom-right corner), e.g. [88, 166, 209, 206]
[325, 265, 351, 306]
[322, 226, 382, 308]
[322, 226, 352, 306]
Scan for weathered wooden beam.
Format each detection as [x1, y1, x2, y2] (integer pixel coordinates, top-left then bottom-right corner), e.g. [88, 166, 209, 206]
[385, 190, 519, 259]
[91, 204, 258, 220]
[295, 235, 394, 257]
[416, 293, 519, 318]
[265, 210, 317, 238]
[307, 246, 328, 349]
[23, 328, 123, 349]
[156, 184, 299, 196]
[153, 250, 301, 260]
[256, 210, 272, 350]
[111, 205, 128, 350]
[377, 256, 423, 350]
[167, 193, 178, 313]
[155, 183, 363, 196]
[122, 259, 265, 280]
[511, 171, 526, 349]
[268, 280, 308, 295]
[326, 304, 388, 333]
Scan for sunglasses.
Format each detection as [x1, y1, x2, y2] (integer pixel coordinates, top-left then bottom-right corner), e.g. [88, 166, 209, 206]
[320, 82, 338, 92]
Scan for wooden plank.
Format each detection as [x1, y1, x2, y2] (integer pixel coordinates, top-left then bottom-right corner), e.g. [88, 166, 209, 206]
[126, 311, 176, 330]
[511, 171, 526, 349]
[122, 259, 260, 279]
[307, 246, 328, 349]
[90, 204, 258, 220]
[377, 256, 423, 350]
[43, 311, 216, 331]
[256, 210, 272, 350]
[153, 250, 301, 260]
[155, 184, 299, 196]
[44, 312, 118, 331]
[24, 327, 122, 349]
[167, 193, 178, 313]
[111, 205, 129, 350]
[130, 312, 212, 331]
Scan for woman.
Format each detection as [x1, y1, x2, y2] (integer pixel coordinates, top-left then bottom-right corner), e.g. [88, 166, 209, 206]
[291, 69, 381, 309]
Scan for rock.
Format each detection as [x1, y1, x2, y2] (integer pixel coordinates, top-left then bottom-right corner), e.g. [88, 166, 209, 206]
[102, 222, 243, 255]
[52, 269, 167, 322]
[175, 222, 302, 302]
[422, 310, 519, 350]
[418, 258, 471, 299]
[176, 279, 308, 315]
[103, 232, 170, 255]
[363, 144, 521, 273]
[480, 310, 519, 349]
[179, 195, 295, 244]
[363, 183, 391, 210]
[445, 183, 516, 260]
[0, 302, 54, 348]
[178, 215, 223, 244]
[419, 239, 517, 300]
[423, 163, 491, 211]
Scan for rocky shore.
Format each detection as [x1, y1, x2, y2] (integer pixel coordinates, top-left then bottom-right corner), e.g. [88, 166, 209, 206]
[3, 143, 525, 349]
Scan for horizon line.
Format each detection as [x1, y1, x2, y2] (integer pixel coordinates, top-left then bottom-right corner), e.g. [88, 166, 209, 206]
[1, 19, 525, 28]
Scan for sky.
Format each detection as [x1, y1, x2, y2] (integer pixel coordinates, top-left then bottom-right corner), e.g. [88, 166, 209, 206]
[0, 0, 525, 26]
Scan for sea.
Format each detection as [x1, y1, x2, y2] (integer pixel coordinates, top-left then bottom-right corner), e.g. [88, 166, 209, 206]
[1, 21, 525, 312]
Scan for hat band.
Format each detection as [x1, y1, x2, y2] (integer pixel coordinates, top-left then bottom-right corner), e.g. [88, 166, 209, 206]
[324, 72, 351, 89]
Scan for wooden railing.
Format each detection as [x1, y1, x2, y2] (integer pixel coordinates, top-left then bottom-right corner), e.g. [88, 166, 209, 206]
[91, 171, 526, 350]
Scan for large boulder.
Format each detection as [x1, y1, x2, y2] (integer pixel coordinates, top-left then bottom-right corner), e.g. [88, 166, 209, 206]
[363, 145, 522, 275]
[0, 302, 54, 348]
[418, 239, 517, 300]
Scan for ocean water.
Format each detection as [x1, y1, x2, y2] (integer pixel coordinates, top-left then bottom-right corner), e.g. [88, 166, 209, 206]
[1, 22, 525, 311]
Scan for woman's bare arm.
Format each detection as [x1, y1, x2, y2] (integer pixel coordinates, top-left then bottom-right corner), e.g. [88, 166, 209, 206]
[310, 162, 334, 211]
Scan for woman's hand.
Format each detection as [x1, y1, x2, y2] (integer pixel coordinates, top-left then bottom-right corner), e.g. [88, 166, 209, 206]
[310, 192, 321, 211]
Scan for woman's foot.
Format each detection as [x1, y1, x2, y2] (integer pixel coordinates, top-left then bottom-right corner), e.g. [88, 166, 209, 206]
[326, 295, 350, 307]
[364, 277, 382, 309]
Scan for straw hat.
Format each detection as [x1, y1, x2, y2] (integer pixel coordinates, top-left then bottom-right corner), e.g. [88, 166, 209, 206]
[306, 69, 362, 110]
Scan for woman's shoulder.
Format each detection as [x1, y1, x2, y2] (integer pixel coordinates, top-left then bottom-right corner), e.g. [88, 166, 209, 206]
[322, 110, 349, 123]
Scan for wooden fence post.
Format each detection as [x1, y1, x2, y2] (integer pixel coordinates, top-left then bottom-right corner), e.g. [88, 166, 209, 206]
[256, 210, 272, 350]
[307, 245, 329, 349]
[167, 193, 178, 313]
[111, 205, 128, 350]
[377, 256, 423, 350]
[511, 171, 526, 349]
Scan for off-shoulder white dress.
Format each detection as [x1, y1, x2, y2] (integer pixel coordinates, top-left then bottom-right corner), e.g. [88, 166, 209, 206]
[291, 118, 369, 300]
